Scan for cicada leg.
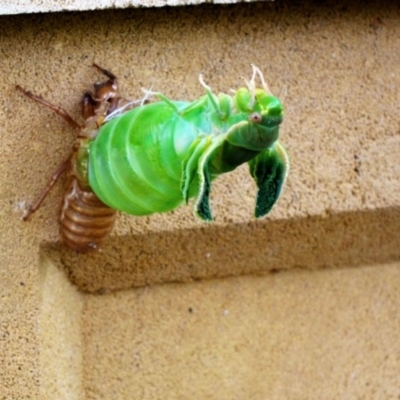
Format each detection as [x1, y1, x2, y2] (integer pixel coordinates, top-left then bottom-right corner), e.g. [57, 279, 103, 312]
[81, 92, 97, 120]
[16, 85, 81, 220]
[92, 63, 117, 81]
[23, 156, 71, 221]
[79, 65, 121, 128]
[90, 63, 145, 118]
[15, 85, 81, 130]
[93, 64, 118, 99]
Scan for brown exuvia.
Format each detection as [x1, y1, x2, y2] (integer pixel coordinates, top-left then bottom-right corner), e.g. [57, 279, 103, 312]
[17, 64, 138, 252]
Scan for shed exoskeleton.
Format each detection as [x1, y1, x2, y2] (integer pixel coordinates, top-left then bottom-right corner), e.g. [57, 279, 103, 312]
[17, 64, 141, 252]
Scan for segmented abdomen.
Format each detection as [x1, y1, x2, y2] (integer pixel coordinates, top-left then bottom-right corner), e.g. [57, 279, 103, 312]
[89, 101, 201, 216]
[60, 178, 116, 253]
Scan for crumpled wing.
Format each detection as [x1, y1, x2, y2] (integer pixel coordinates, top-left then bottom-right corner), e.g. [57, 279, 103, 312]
[248, 141, 289, 218]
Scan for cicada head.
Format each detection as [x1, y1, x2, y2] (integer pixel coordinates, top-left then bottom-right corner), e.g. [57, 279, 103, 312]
[229, 66, 284, 152]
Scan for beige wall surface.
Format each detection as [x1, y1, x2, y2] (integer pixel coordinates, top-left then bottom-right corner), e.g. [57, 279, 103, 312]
[1, 1, 400, 398]
[83, 264, 400, 399]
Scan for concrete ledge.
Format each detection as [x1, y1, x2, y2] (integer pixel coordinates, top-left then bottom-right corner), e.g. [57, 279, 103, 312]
[43, 206, 400, 292]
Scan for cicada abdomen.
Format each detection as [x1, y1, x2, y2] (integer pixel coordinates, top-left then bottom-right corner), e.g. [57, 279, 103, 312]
[88, 100, 195, 216]
[17, 64, 138, 252]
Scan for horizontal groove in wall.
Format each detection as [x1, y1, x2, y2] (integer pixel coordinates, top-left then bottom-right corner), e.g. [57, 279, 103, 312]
[42, 206, 400, 293]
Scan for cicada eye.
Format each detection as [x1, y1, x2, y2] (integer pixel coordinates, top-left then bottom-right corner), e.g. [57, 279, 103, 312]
[249, 112, 262, 123]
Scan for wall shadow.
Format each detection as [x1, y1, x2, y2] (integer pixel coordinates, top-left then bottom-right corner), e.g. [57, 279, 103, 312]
[41, 207, 400, 293]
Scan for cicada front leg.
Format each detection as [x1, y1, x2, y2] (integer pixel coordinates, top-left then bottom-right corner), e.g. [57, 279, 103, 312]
[86, 63, 144, 122]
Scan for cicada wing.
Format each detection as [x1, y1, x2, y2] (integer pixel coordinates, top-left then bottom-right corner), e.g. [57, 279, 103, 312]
[191, 135, 226, 222]
[194, 162, 213, 221]
[248, 141, 289, 218]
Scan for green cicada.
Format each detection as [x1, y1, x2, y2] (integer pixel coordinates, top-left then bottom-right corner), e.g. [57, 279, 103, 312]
[89, 65, 289, 221]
